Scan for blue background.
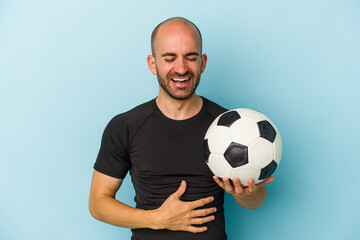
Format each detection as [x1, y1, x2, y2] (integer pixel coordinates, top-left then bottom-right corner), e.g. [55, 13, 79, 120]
[1, 0, 359, 239]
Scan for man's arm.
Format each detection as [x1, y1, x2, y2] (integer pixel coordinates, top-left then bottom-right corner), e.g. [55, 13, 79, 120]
[89, 170, 155, 229]
[89, 170, 217, 233]
[213, 176, 274, 210]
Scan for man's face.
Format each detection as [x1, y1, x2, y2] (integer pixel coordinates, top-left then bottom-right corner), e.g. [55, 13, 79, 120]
[148, 22, 207, 100]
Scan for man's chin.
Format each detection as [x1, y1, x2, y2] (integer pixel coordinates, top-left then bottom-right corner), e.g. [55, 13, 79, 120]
[158, 80, 199, 100]
[159, 92, 192, 101]
[167, 89, 197, 100]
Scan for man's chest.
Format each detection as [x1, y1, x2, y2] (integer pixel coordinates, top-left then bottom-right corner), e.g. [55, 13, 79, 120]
[129, 119, 212, 177]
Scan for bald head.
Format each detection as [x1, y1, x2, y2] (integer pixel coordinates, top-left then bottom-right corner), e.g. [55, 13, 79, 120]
[151, 17, 203, 57]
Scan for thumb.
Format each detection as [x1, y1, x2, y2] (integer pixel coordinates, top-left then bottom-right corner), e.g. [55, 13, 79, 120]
[172, 180, 187, 199]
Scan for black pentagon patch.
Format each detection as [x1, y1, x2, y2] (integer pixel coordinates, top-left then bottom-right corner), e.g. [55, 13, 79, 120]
[258, 120, 277, 143]
[203, 139, 210, 162]
[217, 111, 241, 127]
[224, 142, 248, 168]
[259, 160, 277, 180]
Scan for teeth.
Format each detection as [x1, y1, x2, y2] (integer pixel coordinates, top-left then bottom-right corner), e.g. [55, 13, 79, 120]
[172, 78, 189, 82]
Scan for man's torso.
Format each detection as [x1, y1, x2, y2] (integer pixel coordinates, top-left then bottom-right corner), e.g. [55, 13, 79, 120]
[95, 97, 228, 240]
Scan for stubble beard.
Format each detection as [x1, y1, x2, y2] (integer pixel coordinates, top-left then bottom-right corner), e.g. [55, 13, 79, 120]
[157, 71, 201, 100]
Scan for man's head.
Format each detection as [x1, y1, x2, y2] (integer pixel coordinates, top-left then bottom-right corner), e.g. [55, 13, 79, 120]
[151, 17, 203, 57]
[147, 17, 207, 100]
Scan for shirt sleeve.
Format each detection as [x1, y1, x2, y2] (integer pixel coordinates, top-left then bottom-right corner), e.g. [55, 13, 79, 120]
[93, 115, 131, 179]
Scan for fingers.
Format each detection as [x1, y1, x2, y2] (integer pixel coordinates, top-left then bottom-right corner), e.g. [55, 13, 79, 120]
[187, 208, 216, 231]
[178, 206, 215, 233]
[172, 180, 187, 199]
[160, 180, 216, 233]
[232, 177, 244, 195]
[247, 178, 258, 193]
[190, 195, 214, 209]
[214, 175, 274, 190]
[190, 214, 215, 225]
[213, 176, 224, 188]
[223, 177, 236, 193]
[213, 176, 236, 194]
[186, 225, 208, 233]
[191, 207, 217, 218]
[173, 180, 215, 211]
[260, 176, 274, 185]
[181, 191, 216, 231]
[214, 176, 268, 199]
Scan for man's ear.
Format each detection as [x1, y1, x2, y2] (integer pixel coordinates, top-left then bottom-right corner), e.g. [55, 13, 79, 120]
[200, 53, 208, 74]
[147, 55, 157, 75]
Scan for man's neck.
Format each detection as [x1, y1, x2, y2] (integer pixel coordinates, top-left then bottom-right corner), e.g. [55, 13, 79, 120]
[156, 93, 203, 120]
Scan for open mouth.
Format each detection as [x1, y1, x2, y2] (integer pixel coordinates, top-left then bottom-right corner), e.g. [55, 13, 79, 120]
[171, 77, 190, 83]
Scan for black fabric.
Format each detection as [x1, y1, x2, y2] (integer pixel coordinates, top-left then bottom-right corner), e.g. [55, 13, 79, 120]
[94, 97, 228, 240]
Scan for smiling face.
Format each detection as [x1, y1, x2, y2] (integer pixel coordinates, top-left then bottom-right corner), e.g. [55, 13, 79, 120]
[148, 19, 207, 100]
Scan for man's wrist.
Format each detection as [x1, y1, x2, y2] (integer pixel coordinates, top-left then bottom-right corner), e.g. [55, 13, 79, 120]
[146, 208, 165, 230]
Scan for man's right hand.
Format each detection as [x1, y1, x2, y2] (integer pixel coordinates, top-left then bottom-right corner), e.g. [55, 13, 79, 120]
[152, 180, 217, 233]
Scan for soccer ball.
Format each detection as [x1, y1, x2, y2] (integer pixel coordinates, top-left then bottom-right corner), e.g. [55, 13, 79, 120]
[203, 108, 282, 186]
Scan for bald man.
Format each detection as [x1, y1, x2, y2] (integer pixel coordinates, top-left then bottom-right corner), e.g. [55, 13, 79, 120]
[89, 17, 273, 240]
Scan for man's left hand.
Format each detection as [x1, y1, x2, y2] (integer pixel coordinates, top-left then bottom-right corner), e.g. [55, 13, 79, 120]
[213, 176, 274, 209]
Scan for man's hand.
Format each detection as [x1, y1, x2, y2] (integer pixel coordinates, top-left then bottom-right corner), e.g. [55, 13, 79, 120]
[213, 176, 274, 209]
[153, 180, 217, 233]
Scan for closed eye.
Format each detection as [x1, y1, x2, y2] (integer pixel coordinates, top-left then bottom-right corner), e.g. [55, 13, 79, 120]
[187, 57, 198, 62]
[164, 58, 175, 63]
[185, 52, 199, 62]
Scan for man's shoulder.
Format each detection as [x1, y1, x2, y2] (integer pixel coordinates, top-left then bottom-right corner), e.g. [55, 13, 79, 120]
[107, 99, 155, 129]
[123, 99, 155, 118]
[203, 97, 228, 118]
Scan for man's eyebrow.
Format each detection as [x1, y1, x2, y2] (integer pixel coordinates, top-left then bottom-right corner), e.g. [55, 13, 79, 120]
[185, 52, 200, 57]
[161, 52, 200, 57]
[161, 53, 176, 57]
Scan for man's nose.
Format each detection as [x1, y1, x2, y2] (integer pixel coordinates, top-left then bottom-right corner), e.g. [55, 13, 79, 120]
[174, 58, 188, 75]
